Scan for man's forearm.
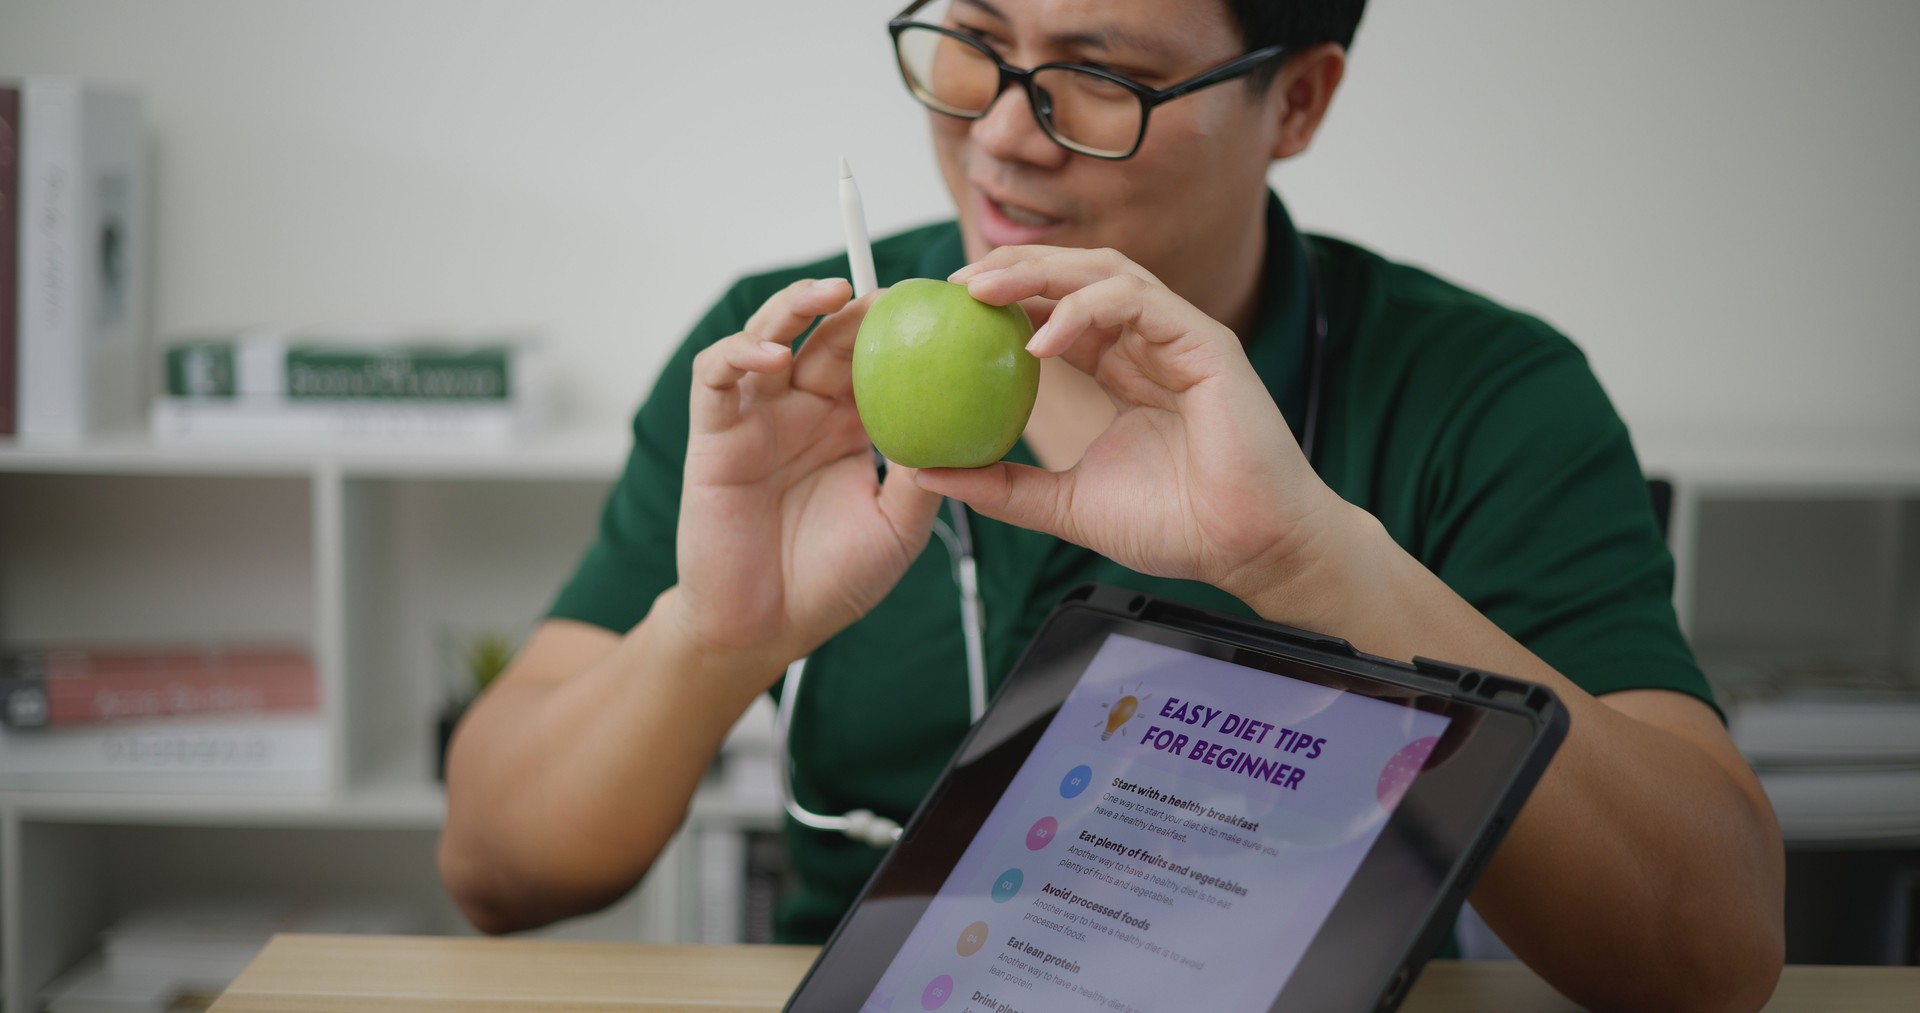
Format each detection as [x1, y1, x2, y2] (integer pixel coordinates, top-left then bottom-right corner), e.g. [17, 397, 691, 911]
[1246, 506, 1784, 1012]
[439, 588, 776, 934]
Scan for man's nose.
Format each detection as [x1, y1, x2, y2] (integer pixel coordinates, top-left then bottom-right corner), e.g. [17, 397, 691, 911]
[971, 78, 1071, 169]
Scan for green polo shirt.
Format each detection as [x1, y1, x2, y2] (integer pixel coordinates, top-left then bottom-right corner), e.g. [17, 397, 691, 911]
[550, 193, 1711, 944]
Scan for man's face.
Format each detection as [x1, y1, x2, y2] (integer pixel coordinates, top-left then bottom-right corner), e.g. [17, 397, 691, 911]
[922, 0, 1286, 285]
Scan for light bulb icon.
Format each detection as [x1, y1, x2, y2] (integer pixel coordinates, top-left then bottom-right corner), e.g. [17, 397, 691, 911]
[1102, 695, 1139, 740]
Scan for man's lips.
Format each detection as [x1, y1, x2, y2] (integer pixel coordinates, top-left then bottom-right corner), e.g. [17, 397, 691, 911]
[975, 187, 1067, 246]
[991, 195, 1060, 227]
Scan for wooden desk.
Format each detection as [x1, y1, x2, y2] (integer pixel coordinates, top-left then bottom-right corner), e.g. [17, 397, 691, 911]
[210, 935, 1919, 1012]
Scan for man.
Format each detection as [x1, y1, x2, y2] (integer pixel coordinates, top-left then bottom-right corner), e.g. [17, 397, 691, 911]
[439, 1, 1785, 1009]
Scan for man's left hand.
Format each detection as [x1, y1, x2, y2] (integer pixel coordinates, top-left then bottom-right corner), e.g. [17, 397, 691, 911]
[915, 245, 1355, 619]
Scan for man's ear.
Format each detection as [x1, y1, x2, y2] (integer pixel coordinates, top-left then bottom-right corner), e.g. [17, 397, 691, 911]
[1270, 43, 1347, 161]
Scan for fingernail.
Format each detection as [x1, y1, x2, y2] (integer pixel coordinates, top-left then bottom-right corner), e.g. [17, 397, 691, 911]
[812, 278, 841, 291]
[1025, 324, 1050, 353]
[967, 269, 1004, 287]
[760, 341, 786, 354]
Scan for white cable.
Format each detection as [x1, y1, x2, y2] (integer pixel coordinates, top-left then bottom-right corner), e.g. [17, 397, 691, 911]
[775, 656, 901, 840]
[773, 502, 985, 846]
[925, 511, 987, 724]
[957, 554, 987, 724]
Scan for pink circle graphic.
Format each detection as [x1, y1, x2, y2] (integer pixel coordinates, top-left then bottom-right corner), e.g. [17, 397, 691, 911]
[1378, 736, 1440, 810]
[921, 974, 955, 1010]
[1025, 816, 1059, 851]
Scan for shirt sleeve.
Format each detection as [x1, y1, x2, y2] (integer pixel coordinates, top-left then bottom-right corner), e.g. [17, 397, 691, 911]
[545, 282, 759, 633]
[1414, 322, 1720, 717]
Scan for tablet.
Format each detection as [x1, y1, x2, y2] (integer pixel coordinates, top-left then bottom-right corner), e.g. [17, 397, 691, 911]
[784, 584, 1568, 1013]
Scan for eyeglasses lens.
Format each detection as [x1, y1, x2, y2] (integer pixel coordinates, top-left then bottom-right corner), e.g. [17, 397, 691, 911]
[895, 22, 1142, 157]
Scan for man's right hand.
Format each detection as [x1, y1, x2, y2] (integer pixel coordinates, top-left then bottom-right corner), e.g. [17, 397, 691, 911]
[440, 277, 941, 935]
[670, 277, 944, 688]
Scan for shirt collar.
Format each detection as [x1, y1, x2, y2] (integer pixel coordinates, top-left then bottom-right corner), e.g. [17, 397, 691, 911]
[1243, 190, 1315, 446]
[915, 224, 968, 282]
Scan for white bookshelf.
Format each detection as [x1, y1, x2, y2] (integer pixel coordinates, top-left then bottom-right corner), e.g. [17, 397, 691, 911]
[3, 427, 1917, 1007]
[0, 428, 632, 479]
[1643, 430, 1920, 964]
[0, 428, 785, 1013]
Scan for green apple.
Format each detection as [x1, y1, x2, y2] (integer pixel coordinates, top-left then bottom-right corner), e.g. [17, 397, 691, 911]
[852, 279, 1039, 469]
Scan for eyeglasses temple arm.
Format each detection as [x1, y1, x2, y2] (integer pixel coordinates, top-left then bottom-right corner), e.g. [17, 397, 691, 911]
[1152, 43, 1289, 103]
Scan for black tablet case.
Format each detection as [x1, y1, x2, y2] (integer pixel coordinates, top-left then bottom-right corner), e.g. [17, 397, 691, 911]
[785, 584, 1569, 1013]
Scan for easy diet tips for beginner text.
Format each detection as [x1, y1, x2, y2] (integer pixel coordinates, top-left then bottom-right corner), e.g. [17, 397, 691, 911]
[861, 635, 1451, 1013]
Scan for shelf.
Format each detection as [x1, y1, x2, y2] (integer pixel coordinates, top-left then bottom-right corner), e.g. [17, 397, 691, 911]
[7, 424, 1915, 489]
[1638, 428, 1920, 494]
[1, 774, 445, 831]
[0, 417, 667, 1012]
[0, 774, 779, 835]
[0, 427, 628, 481]
[0, 432, 311, 477]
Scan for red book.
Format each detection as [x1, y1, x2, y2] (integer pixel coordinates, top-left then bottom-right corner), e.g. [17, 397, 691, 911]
[0, 84, 19, 436]
[0, 644, 318, 729]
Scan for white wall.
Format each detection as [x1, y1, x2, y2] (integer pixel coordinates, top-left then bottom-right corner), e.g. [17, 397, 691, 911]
[4, 0, 1916, 450]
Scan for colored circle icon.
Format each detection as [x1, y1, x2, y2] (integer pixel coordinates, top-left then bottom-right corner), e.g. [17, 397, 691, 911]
[922, 974, 954, 1010]
[1059, 764, 1094, 798]
[956, 920, 990, 957]
[991, 867, 1024, 902]
[1026, 816, 1059, 851]
[1378, 736, 1441, 810]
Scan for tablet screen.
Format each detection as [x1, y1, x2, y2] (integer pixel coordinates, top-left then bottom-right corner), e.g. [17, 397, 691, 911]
[859, 633, 1453, 1013]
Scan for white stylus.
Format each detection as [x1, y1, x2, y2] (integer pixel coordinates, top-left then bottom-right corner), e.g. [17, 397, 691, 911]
[839, 156, 879, 298]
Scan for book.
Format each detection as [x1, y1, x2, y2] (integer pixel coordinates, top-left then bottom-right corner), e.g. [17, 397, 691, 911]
[150, 329, 549, 445]
[0, 643, 317, 730]
[15, 79, 147, 443]
[149, 396, 542, 445]
[1, 84, 19, 436]
[163, 331, 537, 402]
[743, 829, 790, 944]
[694, 827, 746, 944]
[0, 712, 326, 793]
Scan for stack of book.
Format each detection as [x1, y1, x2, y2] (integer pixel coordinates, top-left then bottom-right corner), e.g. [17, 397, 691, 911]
[696, 698, 788, 942]
[1711, 654, 1920, 842]
[1, 78, 149, 443]
[694, 826, 793, 945]
[0, 642, 324, 794]
[150, 328, 549, 446]
[39, 898, 426, 1013]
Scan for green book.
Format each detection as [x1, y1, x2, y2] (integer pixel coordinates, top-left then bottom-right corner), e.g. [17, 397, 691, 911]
[164, 341, 239, 399]
[284, 345, 512, 400]
[163, 334, 524, 402]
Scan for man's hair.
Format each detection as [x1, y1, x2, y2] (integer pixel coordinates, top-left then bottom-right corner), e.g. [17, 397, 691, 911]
[1225, 0, 1367, 51]
[1225, 0, 1366, 86]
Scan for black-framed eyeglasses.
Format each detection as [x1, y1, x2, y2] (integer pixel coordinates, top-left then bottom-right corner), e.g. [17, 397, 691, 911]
[888, 0, 1287, 160]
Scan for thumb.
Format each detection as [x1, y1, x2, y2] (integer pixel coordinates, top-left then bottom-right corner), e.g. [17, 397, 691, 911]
[876, 462, 945, 550]
[915, 462, 1072, 538]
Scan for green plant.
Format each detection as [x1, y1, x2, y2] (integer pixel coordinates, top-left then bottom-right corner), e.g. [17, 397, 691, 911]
[463, 631, 515, 697]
